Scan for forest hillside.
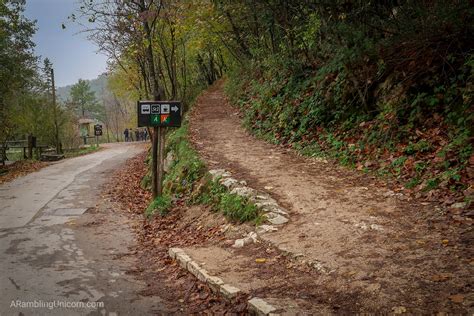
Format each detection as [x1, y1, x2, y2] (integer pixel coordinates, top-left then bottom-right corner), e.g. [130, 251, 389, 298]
[221, 1, 473, 205]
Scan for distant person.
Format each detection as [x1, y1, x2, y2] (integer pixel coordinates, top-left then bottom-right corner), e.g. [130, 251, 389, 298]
[143, 129, 148, 141]
[129, 128, 134, 141]
[135, 129, 140, 142]
[124, 128, 129, 142]
[139, 129, 144, 142]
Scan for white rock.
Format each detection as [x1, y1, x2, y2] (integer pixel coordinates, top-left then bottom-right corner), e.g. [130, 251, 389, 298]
[370, 224, 384, 231]
[311, 260, 328, 273]
[232, 232, 258, 248]
[176, 253, 192, 269]
[209, 169, 224, 177]
[255, 194, 272, 200]
[265, 213, 289, 225]
[220, 224, 231, 233]
[233, 239, 246, 248]
[230, 186, 256, 197]
[383, 190, 395, 197]
[248, 297, 277, 315]
[187, 261, 202, 278]
[168, 247, 184, 259]
[314, 157, 329, 164]
[256, 225, 278, 234]
[452, 202, 466, 209]
[247, 232, 258, 243]
[220, 177, 239, 189]
[254, 200, 279, 208]
[263, 206, 288, 216]
[355, 222, 383, 231]
[209, 169, 231, 179]
[196, 268, 211, 283]
[163, 151, 174, 173]
[220, 284, 241, 299]
[355, 222, 368, 230]
[206, 276, 224, 292]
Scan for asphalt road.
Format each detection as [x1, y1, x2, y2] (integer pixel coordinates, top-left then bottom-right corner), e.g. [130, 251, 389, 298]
[0, 143, 160, 316]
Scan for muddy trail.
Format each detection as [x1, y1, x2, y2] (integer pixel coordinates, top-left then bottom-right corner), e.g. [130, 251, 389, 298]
[187, 82, 473, 313]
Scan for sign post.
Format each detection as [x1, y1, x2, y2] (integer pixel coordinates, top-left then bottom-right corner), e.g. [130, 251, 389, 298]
[94, 124, 103, 148]
[137, 101, 182, 198]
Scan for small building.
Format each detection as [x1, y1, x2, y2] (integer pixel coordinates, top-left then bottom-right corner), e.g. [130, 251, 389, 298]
[78, 118, 96, 145]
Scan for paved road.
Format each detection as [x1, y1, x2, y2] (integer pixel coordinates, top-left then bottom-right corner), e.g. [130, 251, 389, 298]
[0, 143, 160, 315]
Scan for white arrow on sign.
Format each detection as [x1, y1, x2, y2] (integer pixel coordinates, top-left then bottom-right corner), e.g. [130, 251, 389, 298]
[171, 105, 179, 112]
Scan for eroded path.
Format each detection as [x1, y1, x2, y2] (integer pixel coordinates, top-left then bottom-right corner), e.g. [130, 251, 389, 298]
[0, 143, 169, 315]
[189, 82, 473, 313]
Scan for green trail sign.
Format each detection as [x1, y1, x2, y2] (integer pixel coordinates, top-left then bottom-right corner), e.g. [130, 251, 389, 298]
[137, 100, 182, 200]
[137, 101, 182, 127]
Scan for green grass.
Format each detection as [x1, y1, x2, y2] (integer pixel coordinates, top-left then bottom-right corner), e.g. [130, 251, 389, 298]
[405, 177, 420, 189]
[194, 178, 262, 223]
[145, 195, 172, 217]
[219, 192, 260, 223]
[64, 145, 100, 158]
[148, 122, 262, 223]
[163, 124, 206, 196]
[142, 123, 206, 217]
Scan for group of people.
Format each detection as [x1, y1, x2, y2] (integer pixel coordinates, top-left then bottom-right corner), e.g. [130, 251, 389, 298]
[123, 128, 148, 142]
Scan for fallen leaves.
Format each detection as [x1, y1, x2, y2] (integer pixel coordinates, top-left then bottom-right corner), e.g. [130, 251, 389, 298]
[430, 273, 452, 282]
[0, 160, 48, 184]
[392, 306, 407, 314]
[105, 150, 243, 313]
[106, 151, 152, 214]
[449, 294, 464, 303]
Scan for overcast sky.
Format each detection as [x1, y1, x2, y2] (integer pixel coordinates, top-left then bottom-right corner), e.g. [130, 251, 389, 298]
[24, 0, 108, 87]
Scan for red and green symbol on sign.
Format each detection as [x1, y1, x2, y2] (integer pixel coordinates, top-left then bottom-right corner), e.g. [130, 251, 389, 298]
[150, 114, 171, 126]
[160, 114, 170, 124]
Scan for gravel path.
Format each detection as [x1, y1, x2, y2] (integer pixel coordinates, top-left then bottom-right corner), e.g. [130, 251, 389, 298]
[189, 81, 473, 313]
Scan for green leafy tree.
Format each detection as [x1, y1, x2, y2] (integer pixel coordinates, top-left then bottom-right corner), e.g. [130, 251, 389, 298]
[0, 0, 37, 142]
[42, 58, 68, 153]
[69, 79, 103, 120]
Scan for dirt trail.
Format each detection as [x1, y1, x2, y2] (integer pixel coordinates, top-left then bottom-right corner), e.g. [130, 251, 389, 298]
[189, 82, 473, 313]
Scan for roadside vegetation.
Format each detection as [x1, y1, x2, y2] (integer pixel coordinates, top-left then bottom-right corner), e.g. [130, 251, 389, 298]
[222, 1, 473, 205]
[67, 0, 471, 212]
[63, 145, 101, 159]
[0, 160, 47, 184]
[144, 123, 262, 223]
[1, 1, 138, 162]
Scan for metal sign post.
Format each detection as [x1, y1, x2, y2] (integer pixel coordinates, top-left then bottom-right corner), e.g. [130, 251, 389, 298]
[137, 101, 182, 198]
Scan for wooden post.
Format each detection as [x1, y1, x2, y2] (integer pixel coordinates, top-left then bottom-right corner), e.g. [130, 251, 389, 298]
[157, 127, 166, 196]
[50, 68, 61, 154]
[151, 124, 166, 198]
[27, 134, 33, 159]
[152, 126, 159, 198]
